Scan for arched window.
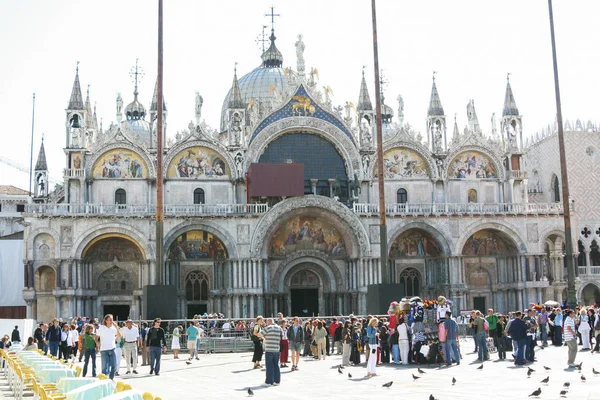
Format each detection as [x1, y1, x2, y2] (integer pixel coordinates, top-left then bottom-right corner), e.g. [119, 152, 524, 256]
[115, 189, 126, 205]
[399, 268, 420, 297]
[397, 188, 408, 204]
[193, 188, 205, 204]
[553, 176, 560, 202]
[577, 240, 586, 267]
[468, 189, 477, 203]
[590, 240, 600, 266]
[185, 272, 209, 302]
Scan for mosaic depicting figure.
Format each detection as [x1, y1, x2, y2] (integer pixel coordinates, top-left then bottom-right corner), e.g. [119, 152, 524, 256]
[92, 149, 146, 179]
[462, 230, 511, 256]
[168, 230, 227, 260]
[269, 216, 347, 257]
[168, 146, 228, 178]
[448, 151, 496, 179]
[376, 148, 429, 179]
[389, 229, 442, 258]
[84, 237, 143, 261]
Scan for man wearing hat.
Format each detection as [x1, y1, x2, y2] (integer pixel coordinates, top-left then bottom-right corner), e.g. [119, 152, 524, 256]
[121, 319, 140, 374]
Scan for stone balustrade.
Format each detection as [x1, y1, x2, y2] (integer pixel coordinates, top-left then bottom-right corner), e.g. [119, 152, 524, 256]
[25, 203, 270, 217]
[353, 202, 563, 216]
[509, 170, 528, 179]
[578, 266, 600, 276]
[63, 168, 85, 178]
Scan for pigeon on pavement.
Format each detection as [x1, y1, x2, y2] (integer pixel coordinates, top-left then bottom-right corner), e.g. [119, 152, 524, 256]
[477, 364, 483, 370]
[543, 366, 551, 371]
[528, 367, 535, 373]
[593, 368, 600, 375]
[382, 381, 393, 388]
[348, 373, 352, 379]
[581, 375, 586, 382]
[452, 377, 456, 385]
[338, 367, 343, 374]
[412, 374, 421, 381]
[563, 382, 570, 388]
[527, 370, 532, 378]
[528, 388, 541, 397]
[541, 376, 549, 384]
[247, 388, 254, 397]
[418, 368, 426, 374]
[576, 362, 583, 371]
[559, 390, 567, 397]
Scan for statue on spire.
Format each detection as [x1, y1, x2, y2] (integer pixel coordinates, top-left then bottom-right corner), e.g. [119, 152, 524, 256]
[116, 93, 123, 123]
[295, 34, 306, 77]
[195, 91, 203, 126]
[397, 94, 404, 128]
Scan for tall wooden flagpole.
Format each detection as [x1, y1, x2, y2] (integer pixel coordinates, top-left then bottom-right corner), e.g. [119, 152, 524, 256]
[371, 0, 388, 283]
[548, 0, 576, 308]
[156, 0, 164, 285]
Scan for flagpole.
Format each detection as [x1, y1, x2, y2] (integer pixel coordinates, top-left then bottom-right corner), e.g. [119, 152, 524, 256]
[156, 0, 164, 285]
[371, 0, 388, 283]
[547, 0, 576, 308]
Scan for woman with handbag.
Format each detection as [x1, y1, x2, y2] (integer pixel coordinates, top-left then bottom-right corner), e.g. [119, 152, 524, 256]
[366, 318, 379, 377]
[251, 316, 265, 369]
[313, 321, 328, 360]
[350, 326, 361, 365]
[341, 321, 352, 366]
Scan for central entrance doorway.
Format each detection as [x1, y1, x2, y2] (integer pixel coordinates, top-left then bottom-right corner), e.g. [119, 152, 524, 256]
[291, 289, 318, 317]
[104, 305, 130, 321]
[289, 269, 321, 317]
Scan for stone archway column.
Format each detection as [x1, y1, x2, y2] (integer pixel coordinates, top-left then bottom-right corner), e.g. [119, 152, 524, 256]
[257, 295, 264, 316]
[26, 300, 33, 319]
[249, 295, 255, 318]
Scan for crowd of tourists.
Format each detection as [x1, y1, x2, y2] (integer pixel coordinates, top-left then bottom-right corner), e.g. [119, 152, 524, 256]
[2, 303, 598, 388]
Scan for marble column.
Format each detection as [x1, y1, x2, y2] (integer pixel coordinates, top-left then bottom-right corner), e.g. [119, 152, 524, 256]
[69, 297, 75, 318]
[226, 296, 233, 318]
[26, 300, 32, 319]
[56, 296, 62, 319]
[257, 295, 264, 316]
[249, 295, 255, 318]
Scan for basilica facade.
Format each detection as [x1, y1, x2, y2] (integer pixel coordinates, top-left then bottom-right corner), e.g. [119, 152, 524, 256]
[21, 30, 600, 322]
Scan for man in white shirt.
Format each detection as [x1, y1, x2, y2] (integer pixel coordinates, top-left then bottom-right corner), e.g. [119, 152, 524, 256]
[222, 321, 231, 337]
[121, 319, 140, 374]
[563, 310, 578, 367]
[96, 314, 122, 380]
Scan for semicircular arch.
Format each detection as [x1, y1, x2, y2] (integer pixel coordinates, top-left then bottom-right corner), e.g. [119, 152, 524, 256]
[445, 145, 504, 181]
[164, 140, 236, 180]
[250, 196, 369, 259]
[28, 227, 60, 261]
[246, 118, 363, 180]
[272, 251, 342, 293]
[163, 221, 238, 260]
[455, 221, 526, 256]
[71, 224, 152, 260]
[86, 143, 155, 179]
[371, 141, 437, 180]
[387, 222, 451, 256]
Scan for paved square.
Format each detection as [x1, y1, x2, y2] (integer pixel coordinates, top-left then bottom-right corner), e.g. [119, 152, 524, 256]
[105, 343, 599, 400]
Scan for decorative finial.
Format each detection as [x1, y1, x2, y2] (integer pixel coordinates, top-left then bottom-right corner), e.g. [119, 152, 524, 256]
[264, 6, 280, 34]
[87, 84, 90, 97]
[454, 113, 457, 122]
[76, 61, 80, 74]
[41, 133, 44, 142]
[507, 72, 511, 83]
[362, 65, 366, 76]
[234, 61, 238, 74]
[256, 25, 269, 53]
[433, 70, 437, 82]
[129, 58, 145, 99]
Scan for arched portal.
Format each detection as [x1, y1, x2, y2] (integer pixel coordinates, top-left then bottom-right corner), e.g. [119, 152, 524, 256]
[580, 283, 600, 305]
[389, 228, 445, 298]
[165, 229, 229, 317]
[84, 235, 144, 321]
[462, 229, 520, 313]
[289, 268, 321, 317]
[281, 260, 334, 317]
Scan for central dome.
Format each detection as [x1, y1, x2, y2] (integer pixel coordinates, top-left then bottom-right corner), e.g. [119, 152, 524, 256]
[220, 30, 293, 132]
[220, 66, 292, 131]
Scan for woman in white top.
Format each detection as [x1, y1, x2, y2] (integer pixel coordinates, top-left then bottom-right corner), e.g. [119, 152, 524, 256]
[397, 317, 410, 365]
[171, 326, 181, 359]
[578, 308, 591, 350]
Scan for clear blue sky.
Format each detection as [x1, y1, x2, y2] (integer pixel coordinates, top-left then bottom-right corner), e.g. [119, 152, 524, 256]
[1, 0, 598, 190]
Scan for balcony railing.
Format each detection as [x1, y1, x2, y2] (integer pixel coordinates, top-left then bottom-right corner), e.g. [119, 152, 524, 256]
[509, 170, 528, 179]
[353, 202, 563, 216]
[25, 203, 269, 217]
[63, 168, 85, 178]
[578, 266, 600, 276]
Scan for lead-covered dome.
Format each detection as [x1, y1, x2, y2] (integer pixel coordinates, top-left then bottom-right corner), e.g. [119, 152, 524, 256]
[220, 30, 293, 131]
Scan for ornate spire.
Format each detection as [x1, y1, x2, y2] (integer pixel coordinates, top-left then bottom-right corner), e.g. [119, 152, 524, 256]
[427, 72, 444, 116]
[68, 62, 84, 110]
[150, 76, 167, 112]
[261, 7, 282, 68]
[357, 67, 373, 111]
[228, 64, 245, 109]
[502, 73, 519, 116]
[35, 138, 47, 171]
[85, 85, 94, 128]
[453, 113, 460, 140]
